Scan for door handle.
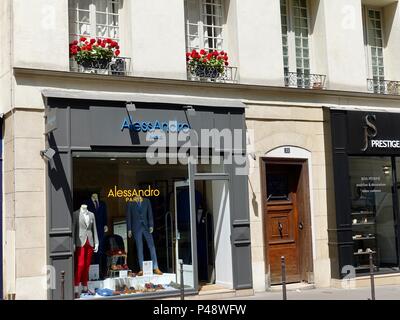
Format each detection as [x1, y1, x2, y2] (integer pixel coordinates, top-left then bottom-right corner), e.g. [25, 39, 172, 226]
[278, 222, 283, 237]
[299, 222, 304, 230]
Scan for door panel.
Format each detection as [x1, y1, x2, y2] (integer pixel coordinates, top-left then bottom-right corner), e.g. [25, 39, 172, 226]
[264, 163, 303, 284]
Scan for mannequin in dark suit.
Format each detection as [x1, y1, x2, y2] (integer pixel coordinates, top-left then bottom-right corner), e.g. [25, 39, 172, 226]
[84, 193, 108, 278]
[126, 196, 162, 275]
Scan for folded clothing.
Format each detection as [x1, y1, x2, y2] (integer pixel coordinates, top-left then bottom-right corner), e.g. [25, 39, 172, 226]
[96, 288, 120, 297]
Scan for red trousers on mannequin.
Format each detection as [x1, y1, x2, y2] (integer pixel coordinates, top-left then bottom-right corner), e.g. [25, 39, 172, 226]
[74, 240, 94, 287]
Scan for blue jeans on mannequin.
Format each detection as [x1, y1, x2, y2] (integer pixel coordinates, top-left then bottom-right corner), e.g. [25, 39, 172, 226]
[133, 226, 158, 270]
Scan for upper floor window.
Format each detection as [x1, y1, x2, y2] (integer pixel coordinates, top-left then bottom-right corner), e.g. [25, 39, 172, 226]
[364, 7, 385, 93]
[69, 0, 121, 42]
[280, 0, 326, 89]
[280, 0, 310, 76]
[185, 0, 225, 52]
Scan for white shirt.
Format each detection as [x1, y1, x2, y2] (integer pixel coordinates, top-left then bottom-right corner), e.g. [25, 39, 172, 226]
[81, 209, 90, 226]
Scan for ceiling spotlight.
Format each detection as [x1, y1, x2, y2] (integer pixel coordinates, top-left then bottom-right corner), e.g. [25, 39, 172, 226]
[40, 148, 56, 161]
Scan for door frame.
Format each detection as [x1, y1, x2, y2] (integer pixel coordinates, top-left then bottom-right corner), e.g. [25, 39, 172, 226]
[174, 180, 195, 289]
[260, 157, 313, 284]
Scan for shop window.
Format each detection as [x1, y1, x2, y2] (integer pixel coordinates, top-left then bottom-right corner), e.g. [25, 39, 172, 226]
[349, 157, 398, 274]
[68, 0, 121, 42]
[71, 157, 233, 298]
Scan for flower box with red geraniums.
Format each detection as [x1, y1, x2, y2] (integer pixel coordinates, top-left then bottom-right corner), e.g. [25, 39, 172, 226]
[186, 49, 229, 80]
[69, 37, 121, 72]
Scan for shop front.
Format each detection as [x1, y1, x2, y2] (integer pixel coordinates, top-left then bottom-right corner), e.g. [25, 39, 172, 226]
[331, 109, 400, 279]
[45, 95, 252, 300]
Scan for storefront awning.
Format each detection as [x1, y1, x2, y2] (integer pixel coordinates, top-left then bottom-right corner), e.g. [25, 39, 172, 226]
[41, 88, 247, 109]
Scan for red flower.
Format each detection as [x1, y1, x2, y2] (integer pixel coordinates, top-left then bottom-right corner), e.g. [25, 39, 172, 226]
[115, 50, 121, 56]
[106, 38, 113, 44]
[191, 51, 197, 58]
[97, 39, 102, 45]
[202, 59, 207, 63]
[100, 43, 106, 48]
[220, 50, 225, 55]
[90, 38, 96, 44]
[225, 61, 229, 66]
[111, 41, 118, 48]
[186, 52, 191, 58]
[87, 45, 92, 51]
[72, 40, 78, 45]
[200, 49, 206, 55]
[81, 46, 87, 51]
[223, 55, 228, 61]
[207, 53, 212, 60]
[80, 37, 87, 42]
[116, 45, 120, 49]
[217, 56, 222, 60]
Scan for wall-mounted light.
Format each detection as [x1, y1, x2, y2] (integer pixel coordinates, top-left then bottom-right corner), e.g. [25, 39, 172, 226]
[40, 148, 56, 161]
[248, 152, 256, 161]
[183, 105, 196, 116]
[126, 101, 136, 112]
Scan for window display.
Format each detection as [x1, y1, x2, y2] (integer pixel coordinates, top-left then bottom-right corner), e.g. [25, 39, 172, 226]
[72, 158, 194, 299]
[349, 157, 398, 274]
[71, 157, 234, 299]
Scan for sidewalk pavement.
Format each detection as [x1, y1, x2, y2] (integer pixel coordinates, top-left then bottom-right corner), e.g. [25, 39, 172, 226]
[228, 285, 400, 300]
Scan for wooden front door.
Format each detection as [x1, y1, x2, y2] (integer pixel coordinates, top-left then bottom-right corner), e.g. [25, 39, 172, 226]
[262, 160, 311, 284]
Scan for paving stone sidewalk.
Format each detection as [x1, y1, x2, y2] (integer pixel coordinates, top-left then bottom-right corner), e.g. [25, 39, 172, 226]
[228, 285, 400, 300]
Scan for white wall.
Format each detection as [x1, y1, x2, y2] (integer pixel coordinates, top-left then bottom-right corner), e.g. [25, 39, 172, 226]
[235, 0, 284, 86]
[0, 0, 12, 115]
[310, 0, 329, 84]
[130, 0, 187, 79]
[319, 0, 368, 92]
[383, 2, 400, 81]
[12, 0, 69, 71]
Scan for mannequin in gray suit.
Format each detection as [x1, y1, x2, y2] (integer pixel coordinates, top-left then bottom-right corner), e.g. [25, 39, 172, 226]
[126, 196, 162, 275]
[73, 204, 99, 297]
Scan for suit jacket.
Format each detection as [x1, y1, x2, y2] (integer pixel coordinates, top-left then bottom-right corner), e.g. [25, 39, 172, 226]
[84, 199, 107, 239]
[73, 209, 99, 248]
[126, 198, 153, 233]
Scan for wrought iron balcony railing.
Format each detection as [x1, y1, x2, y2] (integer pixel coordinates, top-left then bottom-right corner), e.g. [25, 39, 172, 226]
[284, 72, 326, 89]
[187, 64, 238, 83]
[70, 57, 132, 76]
[367, 78, 400, 95]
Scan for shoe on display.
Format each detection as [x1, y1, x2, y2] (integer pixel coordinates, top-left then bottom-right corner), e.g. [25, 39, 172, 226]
[153, 268, 163, 275]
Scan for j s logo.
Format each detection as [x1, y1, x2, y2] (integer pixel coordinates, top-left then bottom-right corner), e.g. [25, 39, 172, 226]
[361, 114, 377, 151]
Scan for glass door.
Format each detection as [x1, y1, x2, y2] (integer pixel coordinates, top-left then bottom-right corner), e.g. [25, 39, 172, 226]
[174, 180, 195, 289]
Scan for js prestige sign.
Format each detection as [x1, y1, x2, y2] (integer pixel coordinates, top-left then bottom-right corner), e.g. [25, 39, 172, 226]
[347, 111, 400, 155]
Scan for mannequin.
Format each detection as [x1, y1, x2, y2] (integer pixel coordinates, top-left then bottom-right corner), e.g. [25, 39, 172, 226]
[126, 195, 163, 276]
[73, 204, 99, 298]
[84, 193, 108, 279]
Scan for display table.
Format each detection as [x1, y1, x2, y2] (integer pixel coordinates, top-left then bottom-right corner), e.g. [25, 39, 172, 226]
[88, 273, 176, 291]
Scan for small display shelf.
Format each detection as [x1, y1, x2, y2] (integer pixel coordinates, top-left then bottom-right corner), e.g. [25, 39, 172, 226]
[351, 209, 378, 273]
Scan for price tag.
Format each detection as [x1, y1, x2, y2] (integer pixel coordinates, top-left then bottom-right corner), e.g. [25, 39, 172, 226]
[143, 261, 153, 276]
[119, 270, 128, 278]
